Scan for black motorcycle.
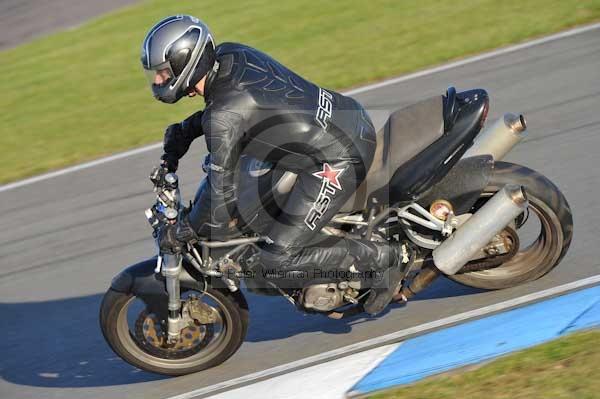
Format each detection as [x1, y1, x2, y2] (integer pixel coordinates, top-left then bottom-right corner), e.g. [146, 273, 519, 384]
[100, 87, 572, 375]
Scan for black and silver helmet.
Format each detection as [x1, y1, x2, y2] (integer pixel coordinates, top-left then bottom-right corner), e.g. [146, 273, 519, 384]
[141, 15, 216, 104]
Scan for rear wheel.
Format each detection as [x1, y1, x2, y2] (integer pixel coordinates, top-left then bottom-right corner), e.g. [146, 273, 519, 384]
[449, 161, 573, 289]
[99, 287, 248, 376]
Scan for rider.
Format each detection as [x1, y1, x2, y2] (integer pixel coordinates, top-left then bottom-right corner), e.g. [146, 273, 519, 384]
[142, 15, 407, 315]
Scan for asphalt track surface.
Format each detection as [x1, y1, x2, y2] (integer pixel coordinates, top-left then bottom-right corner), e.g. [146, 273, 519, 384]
[1, 26, 600, 399]
[0, 0, 139, 51]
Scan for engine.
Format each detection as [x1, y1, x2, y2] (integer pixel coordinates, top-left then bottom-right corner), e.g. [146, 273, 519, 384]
[301, 283, 344, 312]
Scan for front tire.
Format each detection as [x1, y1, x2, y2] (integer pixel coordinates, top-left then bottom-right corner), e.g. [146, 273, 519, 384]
[99, 287, 248, 376]
[449, 161, 573, 289]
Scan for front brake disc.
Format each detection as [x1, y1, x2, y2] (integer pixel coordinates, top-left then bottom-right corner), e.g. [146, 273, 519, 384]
[134, 310, 214, 359]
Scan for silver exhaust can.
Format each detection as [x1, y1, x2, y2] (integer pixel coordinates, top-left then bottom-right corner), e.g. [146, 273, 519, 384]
[462, 113, 527, 160]
[432, 184, 528, 275]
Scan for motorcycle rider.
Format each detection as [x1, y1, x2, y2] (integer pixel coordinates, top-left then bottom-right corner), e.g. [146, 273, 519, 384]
[142, 15, 408, 315]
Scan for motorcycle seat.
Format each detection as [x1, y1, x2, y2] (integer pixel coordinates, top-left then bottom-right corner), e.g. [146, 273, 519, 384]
[340, 95, 445, 211]
[341, 88, 489, 211]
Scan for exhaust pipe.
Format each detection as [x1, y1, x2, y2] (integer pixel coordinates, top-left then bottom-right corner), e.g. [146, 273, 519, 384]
[463, 113, 527, 160]
[432, 184, 528, 275]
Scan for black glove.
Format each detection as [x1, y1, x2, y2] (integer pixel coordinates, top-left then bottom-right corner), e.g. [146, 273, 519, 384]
[162, 111, 204, 172]
[162, 124, 184, 172]
[157, 217, 199, 254]
[160, 153, 179, 173]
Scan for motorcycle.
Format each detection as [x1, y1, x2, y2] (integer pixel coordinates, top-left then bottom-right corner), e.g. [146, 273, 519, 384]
[100, 87, 573, 375]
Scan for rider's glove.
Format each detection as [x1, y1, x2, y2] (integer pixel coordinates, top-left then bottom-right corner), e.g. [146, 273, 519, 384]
[158, 217, 198, 254]
[162, 123, 184, 172]
[162, 111, 204, 172]
[160, 153, 179, 173]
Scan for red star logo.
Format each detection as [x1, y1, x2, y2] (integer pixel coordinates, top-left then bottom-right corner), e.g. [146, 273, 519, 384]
[312, 163, 345, 191]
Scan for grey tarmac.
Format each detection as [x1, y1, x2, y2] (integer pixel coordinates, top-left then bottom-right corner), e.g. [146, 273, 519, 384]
[0, 0, 139, 51]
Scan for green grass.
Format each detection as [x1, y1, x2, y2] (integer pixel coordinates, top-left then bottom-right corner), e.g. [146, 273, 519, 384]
[372, 330, 600, 399]
[1, 0, 600, 183]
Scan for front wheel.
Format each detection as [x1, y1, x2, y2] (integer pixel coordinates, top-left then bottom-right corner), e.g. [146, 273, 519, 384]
[449, 161, 573, 290]
[99, 286, 248, 376]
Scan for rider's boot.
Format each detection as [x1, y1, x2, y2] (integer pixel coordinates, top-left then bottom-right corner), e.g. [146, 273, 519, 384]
[257, 238, 412, 315]
[348, 240, 412, 315]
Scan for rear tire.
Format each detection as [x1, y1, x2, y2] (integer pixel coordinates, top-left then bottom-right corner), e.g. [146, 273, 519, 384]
[99, 287, 248, 376]
[449, 161, 573, 290]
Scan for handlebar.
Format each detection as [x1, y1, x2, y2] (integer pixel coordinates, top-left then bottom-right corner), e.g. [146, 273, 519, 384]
[146, 165, 183, 232]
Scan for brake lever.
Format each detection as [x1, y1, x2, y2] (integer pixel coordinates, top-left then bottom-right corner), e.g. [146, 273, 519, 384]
[149, 165, 169, 191]
[155, 254, 163, 273]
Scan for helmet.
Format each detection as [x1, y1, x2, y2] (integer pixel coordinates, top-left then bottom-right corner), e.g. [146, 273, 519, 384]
[141, 15, 216, 104]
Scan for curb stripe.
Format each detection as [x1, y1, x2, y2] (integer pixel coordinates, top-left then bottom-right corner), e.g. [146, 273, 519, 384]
[348, 284, 600, 396]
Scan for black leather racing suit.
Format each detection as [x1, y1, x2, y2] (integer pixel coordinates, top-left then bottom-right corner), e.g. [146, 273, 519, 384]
[170, 43, 398, 279]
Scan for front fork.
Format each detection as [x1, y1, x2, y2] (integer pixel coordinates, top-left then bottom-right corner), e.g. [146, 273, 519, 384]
[161, 253, 184, 344]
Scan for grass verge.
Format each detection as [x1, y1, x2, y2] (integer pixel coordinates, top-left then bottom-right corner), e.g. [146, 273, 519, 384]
[1, 0, 600, 183]
[372, 330, 600, 399]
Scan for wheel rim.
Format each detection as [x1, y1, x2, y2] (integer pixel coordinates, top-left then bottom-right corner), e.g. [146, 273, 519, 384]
[464, 192, 564, 280]
[115, 291, 234, 369]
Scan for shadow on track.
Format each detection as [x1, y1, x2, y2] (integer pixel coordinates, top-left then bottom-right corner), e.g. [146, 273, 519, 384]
[0, 293, 166, 388]
[0, 277, 481, 388]
[244, 276, 484, 342]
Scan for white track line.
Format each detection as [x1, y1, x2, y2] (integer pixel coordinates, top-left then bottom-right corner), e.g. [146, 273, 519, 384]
[165, 274, 600, 399]
[0, 143, 162, 193]
[2, 22, 600, 194]
[343, 22, 600, 96]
